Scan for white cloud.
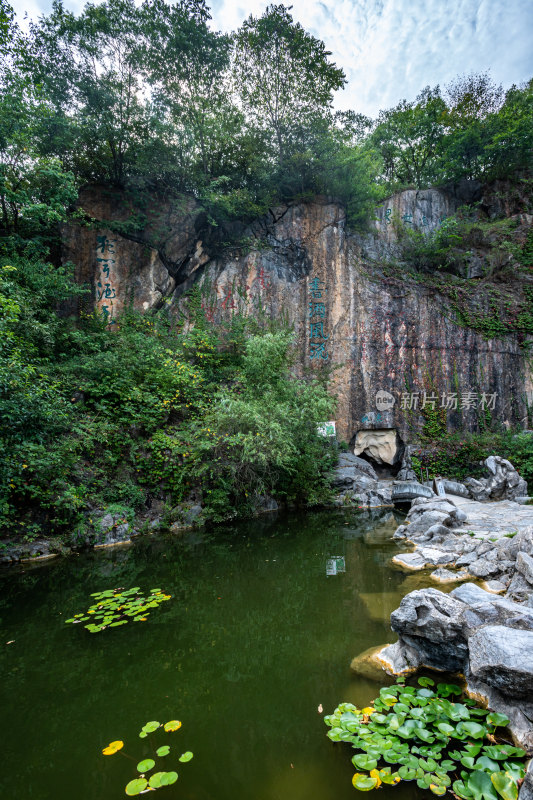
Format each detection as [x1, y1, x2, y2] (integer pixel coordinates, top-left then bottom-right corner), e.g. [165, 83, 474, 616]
[211, 0, 533, 116]
[11, 0, 533, 117]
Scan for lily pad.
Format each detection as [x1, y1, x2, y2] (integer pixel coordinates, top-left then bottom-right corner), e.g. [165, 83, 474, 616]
[102, 740, 124, 755]
[491, 771, 518, 800]
[142, 721, 160, 733]
[136, 759, 155, 773]
[164, 720, 182, 732]
[159, 771, 178, 786]
[179, 751, 193, 763]
[156, 746, 170, 757]
[352, 773, 378, 791]
[125, 778, 148, 796]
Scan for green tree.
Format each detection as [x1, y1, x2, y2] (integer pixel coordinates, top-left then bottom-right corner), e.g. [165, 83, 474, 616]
[371, 86, 447, 189]
[440, 72, 504, 180]
[232, 4, 345, 172]
[30, 0, 158, 185]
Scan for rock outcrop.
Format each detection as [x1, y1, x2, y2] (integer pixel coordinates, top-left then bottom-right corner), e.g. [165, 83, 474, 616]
[381, 583, 533, 752]
[380, 493, 533, 757]
[62, 185, 533, 445]
[465, 456, 528, 501]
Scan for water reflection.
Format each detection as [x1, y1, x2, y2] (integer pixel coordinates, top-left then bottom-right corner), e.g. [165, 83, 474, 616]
[0, 507, 431, 800]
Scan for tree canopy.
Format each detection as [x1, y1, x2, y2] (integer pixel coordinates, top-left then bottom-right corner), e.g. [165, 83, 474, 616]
[0, 0, 530, 243]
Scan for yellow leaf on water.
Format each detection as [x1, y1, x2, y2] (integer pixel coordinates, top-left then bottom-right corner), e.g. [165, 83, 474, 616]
[164, 720, 182, 732]
[370, 769, 382, 788]
[361, 707, 375, 715]
[102, 740, 124, 755]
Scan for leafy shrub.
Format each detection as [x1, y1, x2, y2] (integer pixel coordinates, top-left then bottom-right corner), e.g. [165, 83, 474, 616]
[1, 254, 337, 536]
[325, 676, 526, 798]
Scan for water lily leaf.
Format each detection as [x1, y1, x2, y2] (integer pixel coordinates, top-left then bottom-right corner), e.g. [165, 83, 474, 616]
[418, 677, 435, 688]
[491, 771, 518, 800]
[139, 732, 147, 739]
[465, 745, 483, 757]
[156, 746, 170, 757]
[417, 775, 432, 790]
[475, 756, 500, 773]
[159, 771, 178, 786]
[417, 729, 435, 743]
[430, 784, 447, 795]
[482, 747, 513, 761]
[437, 722, 454, 735]
[164, 720, 182, 732]
[458, 721, 486, 739]
[352, 773, 378, 791]
[179, 752, 193, 763]
[149, 772, 165, 789]
[487, 713, 510, 727]
[136, 759, 155, 773]
[125, 778, 147, 796]
[461, 757, 476, 769]
[440, 760, 456, 772]
[398, 766, 416, 780]
[142, 721, 160, 733]
[383, 752, 402, 765]
[437, 683, 462, 697]
[102, 740, 124, 755]
[379, 767, 400, 785]
[449, 703, 471, 721]
[468, 769, 499, 800]
[502, 762, 525, 782]
[417, 688, 435, 698]
[454, 780, 474, 799]
[352, 754, 377, 771]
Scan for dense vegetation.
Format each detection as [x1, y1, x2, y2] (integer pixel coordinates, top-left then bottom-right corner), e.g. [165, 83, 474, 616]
[1, 0, 532, 234]
[0, 257, 336, 539]
[1, 0, 532, 541]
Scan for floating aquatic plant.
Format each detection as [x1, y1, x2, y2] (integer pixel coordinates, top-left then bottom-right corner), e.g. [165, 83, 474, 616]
[102, 718, 194, 796]
[64, 587, 171, 632]
[325, 676, 526, 798]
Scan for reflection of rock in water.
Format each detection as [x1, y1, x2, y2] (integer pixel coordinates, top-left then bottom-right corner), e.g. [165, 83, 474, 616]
[350, 644, 398, 682]
[359, 591, 410, 623]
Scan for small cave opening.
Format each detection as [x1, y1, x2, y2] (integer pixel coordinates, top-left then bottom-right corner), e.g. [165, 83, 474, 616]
[349, 428, 405, 479]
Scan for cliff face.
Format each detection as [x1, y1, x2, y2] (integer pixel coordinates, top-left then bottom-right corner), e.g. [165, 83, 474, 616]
[62, 184, 532, 459]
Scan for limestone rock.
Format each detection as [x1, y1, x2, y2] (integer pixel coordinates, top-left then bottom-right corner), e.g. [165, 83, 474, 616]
[391, 482, 435, 503]
[468, 625, 533, 697]
[376, 641, 421, 674]
[464, 477, 491, 502]
[430, 567, 470, 583]
[353, 429, 401, 466]
[392, 548, 456, 570]
[485, 456, 528, 500]
[63, 187, 531, 441]
[517, 551, 533, 585]
[441, 479, 471, 498]
[468, 558, 502, 578]
[390, 588, 468, 670]
[466, 679, 533, 755]
[338, 452, 379, 479]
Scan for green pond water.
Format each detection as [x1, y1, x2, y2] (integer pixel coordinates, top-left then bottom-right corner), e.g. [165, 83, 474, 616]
[0, 508, 435, 800]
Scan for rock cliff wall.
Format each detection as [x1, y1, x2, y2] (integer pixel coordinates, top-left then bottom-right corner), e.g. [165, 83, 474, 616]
[62, 184, 533, 457]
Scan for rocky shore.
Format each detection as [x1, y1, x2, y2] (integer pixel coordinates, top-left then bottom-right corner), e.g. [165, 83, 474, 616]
[365, 487, 533, 797]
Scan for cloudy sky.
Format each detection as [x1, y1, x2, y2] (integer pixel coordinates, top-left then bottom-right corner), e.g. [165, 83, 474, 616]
[12, 0, 533, 117]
